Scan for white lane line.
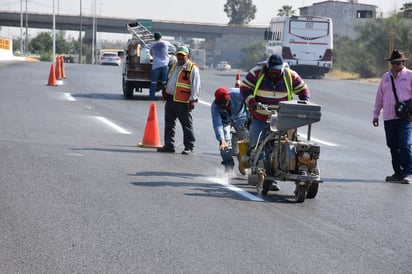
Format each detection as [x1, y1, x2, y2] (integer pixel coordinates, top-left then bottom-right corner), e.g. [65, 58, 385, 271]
[64, 92, 76, 101]
[198, 100, 211, 107]
[299, 133, 339, 147]
[207, 177, 264, 202]
[95, 116, 132, 135]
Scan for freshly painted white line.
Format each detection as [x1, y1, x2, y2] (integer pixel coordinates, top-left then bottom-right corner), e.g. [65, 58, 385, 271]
[198, 100, 211, 107]
[299, 133, 338, 147]
[63, 92, 76, 101]
[95, 116, 132, 135]
[208, 177, 264, 202]
[66, 152, 84, 156]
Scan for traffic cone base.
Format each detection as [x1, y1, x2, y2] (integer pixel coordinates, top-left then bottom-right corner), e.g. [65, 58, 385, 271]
[138, 102, 162, 148]
[47, 64, 57, 86]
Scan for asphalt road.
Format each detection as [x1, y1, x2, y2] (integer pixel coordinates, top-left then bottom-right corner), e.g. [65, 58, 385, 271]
[0, 61, 411, 274]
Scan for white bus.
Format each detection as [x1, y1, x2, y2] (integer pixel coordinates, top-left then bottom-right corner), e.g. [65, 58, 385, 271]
[264, 16, 333, 78]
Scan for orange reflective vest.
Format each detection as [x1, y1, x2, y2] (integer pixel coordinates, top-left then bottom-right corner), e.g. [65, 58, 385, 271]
[169, 61, 197, 103]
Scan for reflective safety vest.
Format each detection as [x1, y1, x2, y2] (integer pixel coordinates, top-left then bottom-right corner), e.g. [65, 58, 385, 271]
[253, 67, 293, 101]
[169, 61, 197, 103]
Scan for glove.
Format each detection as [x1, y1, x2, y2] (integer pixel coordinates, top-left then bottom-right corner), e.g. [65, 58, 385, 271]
[248, 99, 257, 111]
[188, 101, 196, 111]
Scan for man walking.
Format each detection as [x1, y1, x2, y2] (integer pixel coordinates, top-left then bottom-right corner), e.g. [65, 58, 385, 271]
[373, 50, 412, 184]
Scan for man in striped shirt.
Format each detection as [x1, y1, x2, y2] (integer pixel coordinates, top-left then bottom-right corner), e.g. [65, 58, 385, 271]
[240, 54, 310, 147]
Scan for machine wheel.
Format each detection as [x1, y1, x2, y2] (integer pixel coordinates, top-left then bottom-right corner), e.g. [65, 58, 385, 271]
[306, 166, 320, 199]
[122, 76, 134, 99]
[262, 179, 272, 196]
[294, 184, 306, 203]
[306, 183, 319, 199]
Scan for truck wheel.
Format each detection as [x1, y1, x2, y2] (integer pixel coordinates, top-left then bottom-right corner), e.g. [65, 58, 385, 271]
[122, 76, 134, 99]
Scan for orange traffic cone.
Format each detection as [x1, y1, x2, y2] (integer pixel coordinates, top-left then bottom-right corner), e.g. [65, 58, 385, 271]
[138, 102, 162, 148]
[60, 56, 66, 79]
[55, 55, 62, 80]
[47, 63, 57, 86]
[235, 71, 240, 88]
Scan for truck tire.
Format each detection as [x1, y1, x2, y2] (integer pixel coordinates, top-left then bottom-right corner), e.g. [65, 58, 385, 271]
[122, 76, 134, 99]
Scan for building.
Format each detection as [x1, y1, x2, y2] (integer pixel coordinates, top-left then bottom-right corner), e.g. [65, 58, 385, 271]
[299, 0, 377, 38]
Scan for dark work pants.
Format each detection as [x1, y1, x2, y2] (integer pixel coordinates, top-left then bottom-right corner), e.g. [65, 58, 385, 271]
[163, 100, 195, 150]
[384, 118, 412, 177]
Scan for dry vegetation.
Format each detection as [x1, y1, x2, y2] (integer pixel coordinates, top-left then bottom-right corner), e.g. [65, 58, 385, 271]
[326, 69, 380, 83]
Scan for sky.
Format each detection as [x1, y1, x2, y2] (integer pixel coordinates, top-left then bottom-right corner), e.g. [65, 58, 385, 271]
[0, 0, 410, 39]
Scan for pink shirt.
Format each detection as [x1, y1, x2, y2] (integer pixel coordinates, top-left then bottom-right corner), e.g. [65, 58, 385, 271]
[374, 67, 412, 121]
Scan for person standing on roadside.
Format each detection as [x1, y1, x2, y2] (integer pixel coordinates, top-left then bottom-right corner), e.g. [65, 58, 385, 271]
[157, 46, 201, 155]
[373, 50, 412, 184]
[149, 32, 175, 100]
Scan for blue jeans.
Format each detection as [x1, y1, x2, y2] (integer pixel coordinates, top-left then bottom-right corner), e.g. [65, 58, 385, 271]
[248, 119, 268, 148]
[149, 66, 169, 99]
[220, 125, 234, 167]
[384, 119, 412, 177]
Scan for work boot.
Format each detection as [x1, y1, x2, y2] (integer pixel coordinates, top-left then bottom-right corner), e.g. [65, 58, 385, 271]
[385, 174, 403, 182]
[237, 154, 247, 175]
[236, 140, 250, 175]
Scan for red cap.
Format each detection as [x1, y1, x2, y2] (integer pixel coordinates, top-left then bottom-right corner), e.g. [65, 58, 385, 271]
[214, 87, 230, 101]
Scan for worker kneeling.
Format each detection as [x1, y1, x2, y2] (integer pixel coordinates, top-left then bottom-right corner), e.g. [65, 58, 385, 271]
[211, 87, 249, 174]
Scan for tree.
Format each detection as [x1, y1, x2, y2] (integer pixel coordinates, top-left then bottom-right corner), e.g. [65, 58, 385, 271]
[224, 0, 257, 25]
[238, 41, 266, 71]
[277, 5, 296, 17]
[400, 2, 412, 10]
[30, 32, 52, 54]
[333, 15, 412, 78]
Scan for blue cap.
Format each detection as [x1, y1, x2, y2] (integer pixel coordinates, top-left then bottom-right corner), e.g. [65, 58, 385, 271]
[268, 54, 284, 70]
[154, 32, 162, 39]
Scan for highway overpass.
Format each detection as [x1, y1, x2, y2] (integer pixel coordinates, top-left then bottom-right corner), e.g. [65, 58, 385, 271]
[0, 11, 266, 66]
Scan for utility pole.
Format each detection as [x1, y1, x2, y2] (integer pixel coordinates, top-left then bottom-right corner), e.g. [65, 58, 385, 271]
[79, 0, 82, 64]
[25, 0, 28, 55]
[92, 0, 96, 64]
[388, 29, 395, 69]
[20, 0, 23, 53]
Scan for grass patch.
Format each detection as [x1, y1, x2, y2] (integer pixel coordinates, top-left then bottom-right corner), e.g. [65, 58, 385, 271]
[326, 70, 359, 80]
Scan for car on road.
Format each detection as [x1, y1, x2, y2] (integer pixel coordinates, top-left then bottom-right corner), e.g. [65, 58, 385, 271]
[99, 52, 121, 66]
[216, 61, 231, 71]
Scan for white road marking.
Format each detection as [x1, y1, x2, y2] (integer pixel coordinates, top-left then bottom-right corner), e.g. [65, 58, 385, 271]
[95, 116, 132, 135]
[198, 100, 211, 107]
[66, 152, 84, 156]
[63, 92, 76, 101]
[207, 177, 264, 202]
[298, 133, 339, 147]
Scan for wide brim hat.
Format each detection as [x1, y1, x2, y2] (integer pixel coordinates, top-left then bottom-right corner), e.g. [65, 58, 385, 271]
[384, 50, 408, 61]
